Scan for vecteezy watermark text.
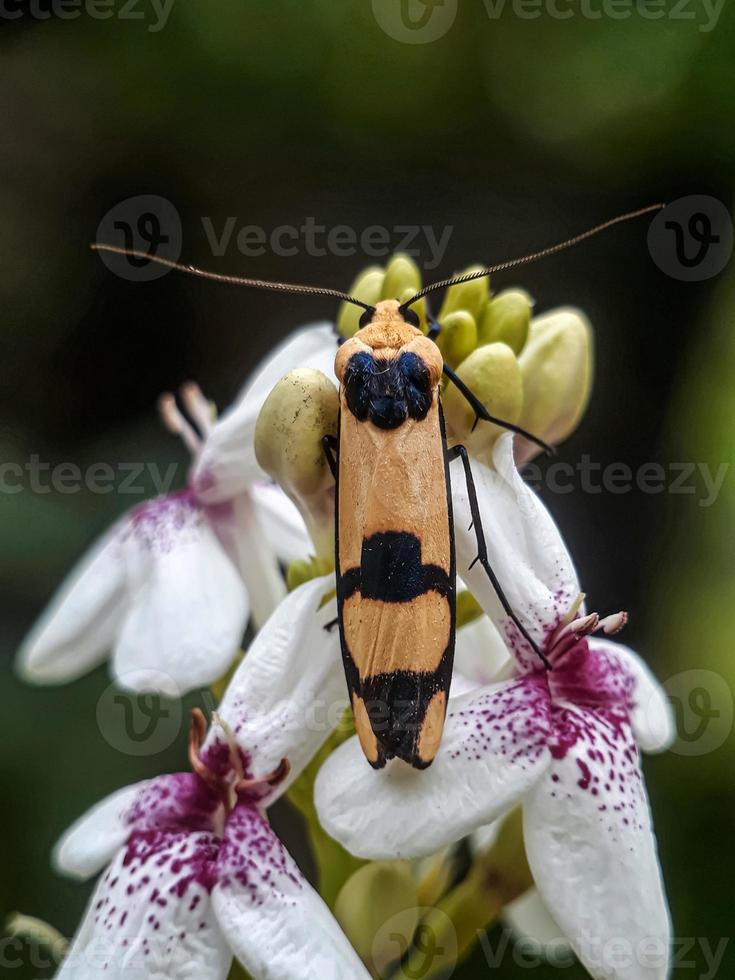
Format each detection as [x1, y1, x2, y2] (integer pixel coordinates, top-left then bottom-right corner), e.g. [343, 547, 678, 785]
[200, 216, 453, 269]
[524, 456, 728, 508]
[0, 455, 728, 505]
[0, 0, 174, 31]
[481, 0, 725, 32]
[372, 0, 725, 43]
[0, 457, 179, 496]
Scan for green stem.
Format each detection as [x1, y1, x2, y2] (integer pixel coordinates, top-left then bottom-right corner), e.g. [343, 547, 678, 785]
[403, 808, 533, 979]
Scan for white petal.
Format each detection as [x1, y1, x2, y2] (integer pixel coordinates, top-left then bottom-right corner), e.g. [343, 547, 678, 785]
[57, 832, 231, 980]
[504, 889, 573, 960]
[210, 574, 344, 801]
[454, 612, 512, 688]
[524, 705, 671, 980]
[53, 773, 222, 882]
[590, 638, 675, 753]
[210, 492, 287, 630]
[112, 495, 248, 696]
[17, 526, 126, 685]
[192, 323, 338, 504]
[251, 480, 312, 564]
[213, 803, 369, 980]
[53, 781, 151, 881]
[315, 676, 552, 860]
[452, 434, 579, 666]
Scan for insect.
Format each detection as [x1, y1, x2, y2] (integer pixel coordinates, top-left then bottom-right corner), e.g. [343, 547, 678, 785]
[93, 202, 663, 770]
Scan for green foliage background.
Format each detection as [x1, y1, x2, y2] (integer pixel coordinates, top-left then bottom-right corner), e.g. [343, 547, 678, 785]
[1, 2, 734, 976]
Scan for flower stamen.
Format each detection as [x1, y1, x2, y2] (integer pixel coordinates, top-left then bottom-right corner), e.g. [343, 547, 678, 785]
[598, 610, 628, 635]
[211, 710, 245, 783]
[159, 392, 202, 455]
[188, 707, 222, 794]
[236, 757, 290, 795]
[181, 381, 216, 438]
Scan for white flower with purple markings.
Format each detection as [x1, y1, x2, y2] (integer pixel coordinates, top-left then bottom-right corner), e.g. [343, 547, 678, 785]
[315, 434, 675, 980]
[16, 333, 330, 696]
[53, 574, 366, 980]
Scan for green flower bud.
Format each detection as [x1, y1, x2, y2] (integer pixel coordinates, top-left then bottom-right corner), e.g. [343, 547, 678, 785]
[337, 266, 385, 339]
[478, 288, 532, 354]
[438, 266, 490, 322]
[456, 590, 483, 628]
[255, 369, 338, 565]
[398, 286, 428, 335]
[286, 555, 333, 592]
[381, 253, 421, 301]
[405, 808, 532, 979]
[335, 861, 419, 976]
[442, 343, 523, 458]
[436, 310, 477, 369]
[517, 308, 593, 463]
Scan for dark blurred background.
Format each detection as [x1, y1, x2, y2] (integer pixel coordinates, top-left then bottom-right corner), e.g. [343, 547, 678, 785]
[2, 2, 734, 977]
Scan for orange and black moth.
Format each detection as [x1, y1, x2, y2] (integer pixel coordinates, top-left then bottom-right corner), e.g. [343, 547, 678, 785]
[92, 203, 660, 771]
[322, 298, 550, 771]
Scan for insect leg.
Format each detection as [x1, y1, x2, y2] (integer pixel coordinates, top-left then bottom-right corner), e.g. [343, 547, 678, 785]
[447, 443, 551, 670]
[322, 434, 338, 480]
[442, 364, 554, 455]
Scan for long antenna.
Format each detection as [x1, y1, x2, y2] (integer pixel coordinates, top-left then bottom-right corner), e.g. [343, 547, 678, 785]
[399, 203, 665, 311]
[90, 243, 375, 311]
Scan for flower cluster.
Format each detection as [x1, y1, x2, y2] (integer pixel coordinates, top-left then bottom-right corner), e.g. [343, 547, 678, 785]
[17, 255, 674, 980]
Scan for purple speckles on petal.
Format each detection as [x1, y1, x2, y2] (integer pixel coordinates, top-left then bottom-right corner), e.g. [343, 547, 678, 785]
[122, 490, 203, 555]
[70, 827, 231, 976]
[199, 736, 252, 785]
[549, 639, 636, 711]
[122, 830, 220, 896]
[216, 803, 303, 908]
[447, 675, 552, 765]
[125, 773, 221, 835]
[545, 704, 647, 838]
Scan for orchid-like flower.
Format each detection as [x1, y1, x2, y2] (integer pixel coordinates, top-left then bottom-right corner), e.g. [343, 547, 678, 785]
[17, 372, 314, 697]
[52, 575, 367, 980]
[315, 434, 675, 980]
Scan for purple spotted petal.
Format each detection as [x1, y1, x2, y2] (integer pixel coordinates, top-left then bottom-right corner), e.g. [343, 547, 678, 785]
[524, 704, 671, 980]
[315, 675, 553, 859]
[57, 830, 231, 980]
[54, 781, 153, 881]
[112, 492, 248, 696]
[124, 773, 222, 836]
[547, 638, 635, 710]
[212, 802, 369, 980]
[589, 638, 675, 753]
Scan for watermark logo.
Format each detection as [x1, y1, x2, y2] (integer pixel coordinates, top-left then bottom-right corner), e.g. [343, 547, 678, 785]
[648, 195, 732, 282]
[663, 669, 733, 756]
[373, 907, 457, 978]
[95, 194, 182, 281]
[372, 0, 457, 44]
[97, 670, 184, 755]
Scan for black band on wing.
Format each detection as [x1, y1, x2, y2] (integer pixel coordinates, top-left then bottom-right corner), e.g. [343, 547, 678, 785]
[339, 531, 451, 603]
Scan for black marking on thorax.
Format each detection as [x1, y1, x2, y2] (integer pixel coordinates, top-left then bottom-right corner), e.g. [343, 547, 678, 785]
[343, 350, 432, 429]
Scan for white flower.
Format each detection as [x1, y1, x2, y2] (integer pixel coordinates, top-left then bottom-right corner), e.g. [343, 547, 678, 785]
[52, 576, 367, 980]
[16, 327, 333, 695]
[315, 435, 675, 980]
[191, 323, 338, 505]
